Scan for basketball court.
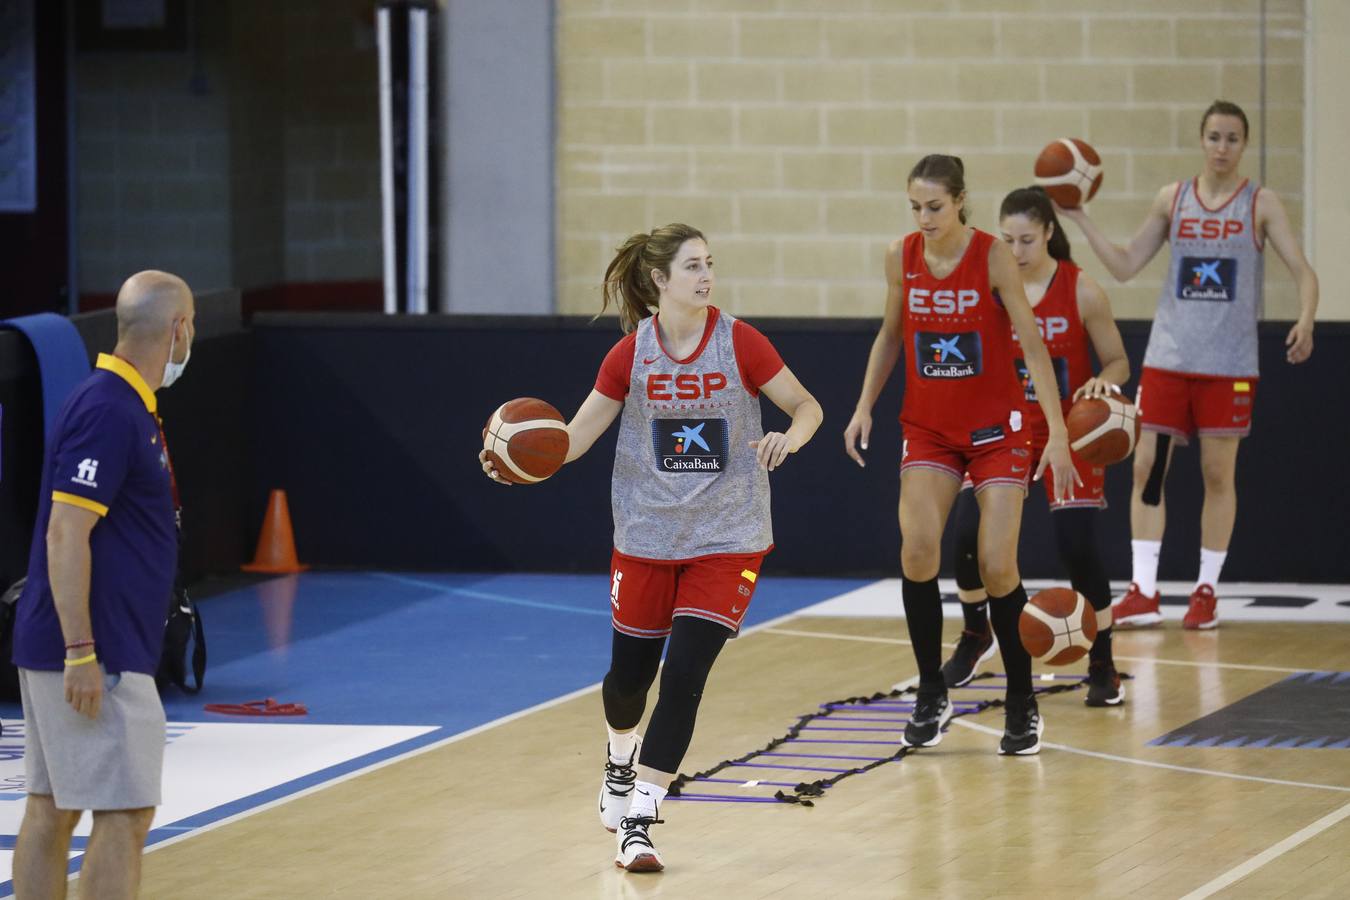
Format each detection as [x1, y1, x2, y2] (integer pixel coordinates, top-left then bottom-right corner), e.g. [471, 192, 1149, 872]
[3, 574, 1345, 898]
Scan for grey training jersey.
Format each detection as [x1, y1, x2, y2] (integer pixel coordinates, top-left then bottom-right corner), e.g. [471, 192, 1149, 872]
[1144, 178, 1264, 377]
[611, 310, 773, 561]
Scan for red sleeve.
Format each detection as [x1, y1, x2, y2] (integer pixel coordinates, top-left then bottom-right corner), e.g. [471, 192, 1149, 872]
[732, 320, 785, 397]
[595, 332, 637, 400]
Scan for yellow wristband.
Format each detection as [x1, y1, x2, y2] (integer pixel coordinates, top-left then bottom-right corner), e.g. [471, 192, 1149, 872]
[64, 652, 98, 668]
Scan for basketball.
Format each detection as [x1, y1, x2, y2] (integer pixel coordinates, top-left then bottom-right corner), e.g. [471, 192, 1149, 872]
[1019, 587, 1097, 666]
[1066, 394, 1140, 465]
[482, 398, 569, 484]
[1034, 138, 1104, 208]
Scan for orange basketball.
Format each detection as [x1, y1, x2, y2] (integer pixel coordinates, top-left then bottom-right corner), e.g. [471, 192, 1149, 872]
[1066, 395, 1140, 466]
[1019, 587, 1097, 666]
[1034, 138, 1104, 209]
[482, 398, 569, 484]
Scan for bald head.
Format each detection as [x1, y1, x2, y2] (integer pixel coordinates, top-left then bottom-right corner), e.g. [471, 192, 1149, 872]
[115, 270, 194, 343]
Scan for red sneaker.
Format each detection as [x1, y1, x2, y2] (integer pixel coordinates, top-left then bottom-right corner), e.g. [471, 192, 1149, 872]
[1112, 582, 1162, 627]
[1183, 584, 1219, 630]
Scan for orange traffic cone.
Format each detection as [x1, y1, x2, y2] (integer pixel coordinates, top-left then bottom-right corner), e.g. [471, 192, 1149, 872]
[242, 489, 309, 574]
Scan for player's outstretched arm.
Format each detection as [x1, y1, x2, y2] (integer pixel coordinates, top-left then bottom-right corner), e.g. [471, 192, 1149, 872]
[1074, 272, 1131, 399]
[990, 239, 1080, 503]
[1057, 183, 1174, 283]
[844, 239, 905, 467]
[752, 367, 822, 472]
[564, 390, 624, 463]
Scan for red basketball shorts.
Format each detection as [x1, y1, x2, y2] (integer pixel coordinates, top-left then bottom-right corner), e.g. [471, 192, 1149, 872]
[958, 436, 1104, 508]
[1032, 442, 1105, 510]
[608, 550, 766, 638]
[1136, 367, 1257, 444]
[902, 423, 1032, 494]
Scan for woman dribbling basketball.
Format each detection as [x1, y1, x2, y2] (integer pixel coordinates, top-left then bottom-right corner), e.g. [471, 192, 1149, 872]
[940, 186, 1131, 707]
[845, 156, 1078, 756]
[1059, 100, 1319, 630]
[480, 223, 822, 872]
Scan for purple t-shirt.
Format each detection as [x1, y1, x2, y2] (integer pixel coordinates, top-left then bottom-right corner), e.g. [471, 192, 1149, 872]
[13, 354, 177, 675]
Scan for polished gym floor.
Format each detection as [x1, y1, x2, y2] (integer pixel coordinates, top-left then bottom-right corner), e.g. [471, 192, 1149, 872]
[1, 573, 1347, 898]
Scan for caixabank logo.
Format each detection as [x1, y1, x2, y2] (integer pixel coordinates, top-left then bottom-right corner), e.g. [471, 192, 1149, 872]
[652, 418, 729, 472]
[1178, 257, 1237, 302]
[1015, 356, 1070, 403]
[915, 331, 982, 379]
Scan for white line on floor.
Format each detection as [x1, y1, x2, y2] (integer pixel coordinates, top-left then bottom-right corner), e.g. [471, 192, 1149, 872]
[949, 717, 1350, 794]
[762, 626, 1312, 673]
[133, 605, 821, 859]
[1178, 800, 1350, 899]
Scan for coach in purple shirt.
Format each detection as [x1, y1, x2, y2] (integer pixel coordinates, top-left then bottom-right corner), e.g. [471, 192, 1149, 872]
[13, 270, 193, 900]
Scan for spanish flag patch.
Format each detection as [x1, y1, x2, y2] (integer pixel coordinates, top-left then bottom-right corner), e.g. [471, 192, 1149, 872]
[1234, 382, 1251, 393]
[741, 569, 757, 583]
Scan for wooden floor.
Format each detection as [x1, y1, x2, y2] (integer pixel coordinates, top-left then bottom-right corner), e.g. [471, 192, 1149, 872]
[132, 617, 1350, 899]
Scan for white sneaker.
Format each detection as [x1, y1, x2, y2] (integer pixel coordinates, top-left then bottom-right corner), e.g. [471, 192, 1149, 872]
[599, 737, 640, 833]
[614, 814, 664, 872]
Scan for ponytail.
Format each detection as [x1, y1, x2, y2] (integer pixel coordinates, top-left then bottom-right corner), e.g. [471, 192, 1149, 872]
[599, 223, 706, 333]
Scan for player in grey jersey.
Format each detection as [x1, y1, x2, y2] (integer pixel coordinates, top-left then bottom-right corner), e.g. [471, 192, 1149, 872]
[480, 224, 822, 873]
[1059, 100, 1319, 631]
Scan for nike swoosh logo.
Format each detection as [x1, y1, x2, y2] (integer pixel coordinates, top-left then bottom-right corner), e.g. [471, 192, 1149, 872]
[905, 273, 921, 279]
[731, 605, 742, 614]
[643, 356, 660, 365]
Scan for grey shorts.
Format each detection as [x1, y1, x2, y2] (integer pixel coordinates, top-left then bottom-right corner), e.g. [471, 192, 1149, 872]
[19, 667, 166, 811]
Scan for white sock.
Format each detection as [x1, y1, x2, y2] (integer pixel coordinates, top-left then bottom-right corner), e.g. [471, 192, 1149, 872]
[1131, 539, 1162, 597]
[607, 726, 637, 763]
[1196, 548, 1227, 591]
[630, 780, 667, 819]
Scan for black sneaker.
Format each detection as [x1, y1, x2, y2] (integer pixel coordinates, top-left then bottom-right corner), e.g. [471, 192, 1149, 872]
[940, 627, 997, 688]
[998, 694, 1044, 755]
[1085, 661, 1125, 707]
[900, 688, 952, 748]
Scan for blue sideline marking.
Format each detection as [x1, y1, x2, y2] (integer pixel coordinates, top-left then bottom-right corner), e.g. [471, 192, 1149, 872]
[0, 570, 865, 894]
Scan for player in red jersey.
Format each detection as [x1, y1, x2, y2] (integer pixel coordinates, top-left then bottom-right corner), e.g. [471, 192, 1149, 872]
[481, 224, 822, 873]
[845, 156, 1078, 756]
[939, 187, 1131, 707]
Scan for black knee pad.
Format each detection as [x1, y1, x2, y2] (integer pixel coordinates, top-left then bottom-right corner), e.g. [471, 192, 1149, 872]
[602, 630, 664, 729]
[1141, 434, 1171, 506]
[951, 488, 982, 591]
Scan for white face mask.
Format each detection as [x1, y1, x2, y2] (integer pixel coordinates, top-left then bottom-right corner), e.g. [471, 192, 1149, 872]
[161, 322, 192, 389]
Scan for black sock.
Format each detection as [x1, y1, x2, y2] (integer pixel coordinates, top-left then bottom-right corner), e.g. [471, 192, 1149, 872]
[962, 600, 989, 633]
[902, 576, 945, 690]
[988, 582, 1032, 698]
[1089, 624, 1114, 666]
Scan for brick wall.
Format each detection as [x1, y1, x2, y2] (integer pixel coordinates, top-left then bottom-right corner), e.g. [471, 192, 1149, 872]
[556, 0, 1306, 321]
[74, 1, 233, 296]
[279, 2, 381, 284]
[74, 0, 380, 298]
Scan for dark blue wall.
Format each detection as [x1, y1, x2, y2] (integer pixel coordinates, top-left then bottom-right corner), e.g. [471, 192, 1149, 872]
[1, 294, 252, 588]
[249, 314, 1350, 582]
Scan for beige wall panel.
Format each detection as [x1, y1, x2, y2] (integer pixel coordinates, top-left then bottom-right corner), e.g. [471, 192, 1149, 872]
[602, 150, 694, 192]
[647, 194, 738, 236]
[606, 61, 693, 103]
[558, 4, 1308, 319]
[652, 107, 736, 147]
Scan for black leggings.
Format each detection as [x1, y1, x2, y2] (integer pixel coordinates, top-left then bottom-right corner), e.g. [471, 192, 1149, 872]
[952, 492, 1111, 613]
[601, 616, 730, 775]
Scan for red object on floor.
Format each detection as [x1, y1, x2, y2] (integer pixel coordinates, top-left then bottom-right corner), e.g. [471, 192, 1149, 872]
[204, 698, 308, 716]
